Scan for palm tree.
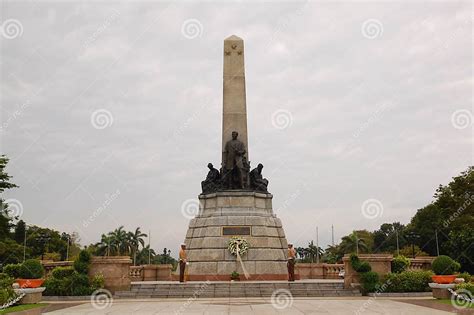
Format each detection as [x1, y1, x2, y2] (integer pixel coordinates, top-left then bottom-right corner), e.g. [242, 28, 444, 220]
[296, 247, 306, 260]
[136, 245, 156, 265]
[128, 227, 148, 265]
[97, 234, 114, 256]
[306, 241, 324, 263]
[341, 231, 368, 254]
[110, 226, 129, 255]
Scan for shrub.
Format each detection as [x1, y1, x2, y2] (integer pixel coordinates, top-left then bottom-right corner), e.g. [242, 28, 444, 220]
[384, 270, 433, 292]
[90, 274, 105, 291]
[458, 272, 471, 283]
[360, 271, 379, 293]
[77, 250, 91, 264]
[455, 282, 474, 295]
[0, 273, 16, 304]
[51, 267, 75, 280]
[73, 261, 89, 275]
[432, 255, 460, 275]
[43, 277, 62, 296]
[44, 251, 97, 296]
[392, 256, 410, 273]
[19, 259, 44, 279]
[357, 262, 372, 273]
[350, 254, 372, 273]
[3, 264, 21, 279]
[71, 273, 92, 295]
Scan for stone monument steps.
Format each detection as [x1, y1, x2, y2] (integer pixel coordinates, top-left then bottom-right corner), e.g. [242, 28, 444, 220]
[115, 282, 361, 298]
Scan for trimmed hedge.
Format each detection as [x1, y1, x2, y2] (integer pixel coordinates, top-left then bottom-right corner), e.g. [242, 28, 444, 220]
[350, 254, 372, 273]
[391, 255, 410, 273]
[3, 264, 21, 279]
[44, 250, 103, 296]
[51, 267, 75, 280]
[432, 255, 460, 275]
[360, 271, 379, 293]
[383, 270, 433, 292]
[19, 259, 44, 279]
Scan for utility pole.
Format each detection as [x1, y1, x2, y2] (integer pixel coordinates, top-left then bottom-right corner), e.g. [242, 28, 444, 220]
[396, 229, 400, 256]
[148, 230, 151, 265]
[435, 229, 439, 256]
[23, 228, 27, 262]
[331, 224, 334, 246]
[316, 226, 319, 264]
[66, 235, 70, 261]
[356, 231, 359, 255]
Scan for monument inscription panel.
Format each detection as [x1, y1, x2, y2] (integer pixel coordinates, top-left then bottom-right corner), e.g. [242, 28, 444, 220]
[222, 226, 251, 236]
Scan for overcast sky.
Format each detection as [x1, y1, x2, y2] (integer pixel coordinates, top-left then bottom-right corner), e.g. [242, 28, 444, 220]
[1, 0, 472, 258]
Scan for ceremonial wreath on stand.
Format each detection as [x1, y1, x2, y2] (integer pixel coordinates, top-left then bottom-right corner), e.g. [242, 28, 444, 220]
[228, 237, 251, 279]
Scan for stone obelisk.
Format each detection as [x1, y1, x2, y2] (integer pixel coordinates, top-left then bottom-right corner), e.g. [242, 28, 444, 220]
[222, 35, 248, 164]
[183, 36, 288, 281]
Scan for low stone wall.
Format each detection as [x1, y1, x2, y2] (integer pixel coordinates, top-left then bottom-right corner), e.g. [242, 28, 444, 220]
[42, 261, 74, 278]
[89, 256, 132, 293]
[342, 254, 393, 289]
[296, 263, 343, 279]
[129, 264, 173, 281]
[409, 257, 436, 271]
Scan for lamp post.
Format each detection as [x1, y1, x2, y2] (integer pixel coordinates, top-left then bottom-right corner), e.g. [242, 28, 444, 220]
[406, 232, 420, 258]
[37, 233, 51, 261]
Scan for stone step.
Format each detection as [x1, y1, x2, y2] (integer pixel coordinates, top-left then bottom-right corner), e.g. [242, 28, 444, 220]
[116, 282, 361, 298]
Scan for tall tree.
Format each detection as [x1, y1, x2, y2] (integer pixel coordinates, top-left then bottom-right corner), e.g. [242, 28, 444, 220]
[341, 231, 368, 254]
[0, 155, 19, 240]
[127, 227, 147, 265]
[14, 220, 26, 244]
[110, 226, 129, 255]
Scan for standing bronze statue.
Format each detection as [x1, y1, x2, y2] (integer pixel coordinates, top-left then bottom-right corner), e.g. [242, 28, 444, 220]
[221, 131, 249, 189]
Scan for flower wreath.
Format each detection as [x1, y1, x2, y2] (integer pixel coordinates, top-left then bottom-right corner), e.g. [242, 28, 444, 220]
[227, 236, 250, 256]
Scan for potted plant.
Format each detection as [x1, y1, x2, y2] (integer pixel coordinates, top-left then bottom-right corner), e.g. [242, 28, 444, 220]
[16, 259, 45, 288]
[230, 271, 240, 281]
[431, 255, 460, 284]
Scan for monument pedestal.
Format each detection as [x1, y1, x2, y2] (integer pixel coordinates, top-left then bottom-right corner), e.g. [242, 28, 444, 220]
[184, 191, 289, 280]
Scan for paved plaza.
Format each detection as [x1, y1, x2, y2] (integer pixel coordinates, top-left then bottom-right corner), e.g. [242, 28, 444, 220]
[44, 297, 456, 314]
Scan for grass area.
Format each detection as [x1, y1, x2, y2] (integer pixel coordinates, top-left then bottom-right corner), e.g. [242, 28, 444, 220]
[436, 299, 474, 309]
[0, 303, 48, 314]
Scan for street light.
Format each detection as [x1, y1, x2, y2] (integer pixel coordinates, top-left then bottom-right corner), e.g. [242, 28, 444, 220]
[406, 232, 420, 258]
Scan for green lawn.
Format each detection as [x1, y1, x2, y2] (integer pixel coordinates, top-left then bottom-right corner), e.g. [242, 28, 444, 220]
[0, 303, 48, 314]
[436, 299, 474, 309]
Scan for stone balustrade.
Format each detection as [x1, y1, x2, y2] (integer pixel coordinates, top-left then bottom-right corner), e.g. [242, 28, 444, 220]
[130, 266, 143, 281]
[408, 257, 435, 271]
[296, 263, 344, 279]
[129, 264, 173, 281]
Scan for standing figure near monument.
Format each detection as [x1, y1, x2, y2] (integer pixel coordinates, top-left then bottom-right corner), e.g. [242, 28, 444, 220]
[179, 243, 187, 282]
[222, 131, 248, 189]
[201, 163, 220, 194]
[287, 243, 296, 282]
[249, 163, 269, 192]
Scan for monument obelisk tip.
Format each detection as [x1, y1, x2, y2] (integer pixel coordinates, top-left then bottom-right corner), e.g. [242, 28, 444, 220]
[225, 34, 243, 41]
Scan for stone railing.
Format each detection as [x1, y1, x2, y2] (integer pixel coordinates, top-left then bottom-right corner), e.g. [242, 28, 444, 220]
[296, 263, 344, 279]
[130, 266, 143, 281]
[408, 256, 436, 271]
[129, 264, 173, 281]
[41, 261, 73, 278]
